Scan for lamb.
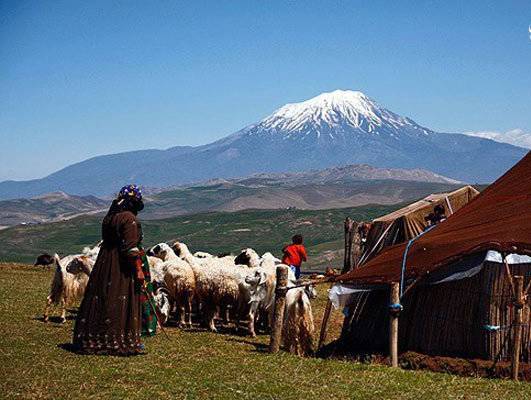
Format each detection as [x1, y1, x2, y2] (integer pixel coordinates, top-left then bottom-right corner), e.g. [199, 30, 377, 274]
[153, 285, 171, 325]
[282, 283, 317, 356]
[147, 243, 196, 327]
[43, 254, 94, 323]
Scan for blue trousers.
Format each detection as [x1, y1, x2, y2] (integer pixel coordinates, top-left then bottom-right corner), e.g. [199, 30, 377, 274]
[289, 265, 301, 280]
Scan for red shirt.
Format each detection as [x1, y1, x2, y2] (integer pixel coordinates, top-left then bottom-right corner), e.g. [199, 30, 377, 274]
[282, 244, 307, 267]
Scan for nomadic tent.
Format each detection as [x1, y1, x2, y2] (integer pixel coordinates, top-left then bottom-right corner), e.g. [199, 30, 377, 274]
[359, 185, 479, 264]
[331, 152, 531, 361]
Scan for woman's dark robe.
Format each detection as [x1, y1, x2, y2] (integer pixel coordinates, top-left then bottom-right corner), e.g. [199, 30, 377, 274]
[73, 210, 143, 355]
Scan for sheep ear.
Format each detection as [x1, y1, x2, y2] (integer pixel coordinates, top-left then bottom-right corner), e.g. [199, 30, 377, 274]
[53, 254, 61, 266]
[259, 271, 267, 286]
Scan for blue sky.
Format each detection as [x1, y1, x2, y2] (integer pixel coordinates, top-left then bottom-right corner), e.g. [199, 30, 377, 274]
[1, 1, 530, 181]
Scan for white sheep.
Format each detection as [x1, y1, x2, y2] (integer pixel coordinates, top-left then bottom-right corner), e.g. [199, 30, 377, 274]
[171, 241, 265, 335]
[193, 251, 213, 259]
[43, 254, 94, 323]
[240, 248, 295, 331]
[282, 283, 317, 356]
[172, 241, 236, 269]
[148, 243, 196, 327]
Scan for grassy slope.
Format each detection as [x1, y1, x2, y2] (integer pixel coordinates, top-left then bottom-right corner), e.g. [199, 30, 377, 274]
[0, 205, 396, 268]
[1, 264, 529, 399]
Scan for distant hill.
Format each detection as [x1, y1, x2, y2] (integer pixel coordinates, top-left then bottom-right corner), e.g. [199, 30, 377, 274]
[0, 164, 464, 226]
[142, 180, 463, 219]
[0, 90, 526, 200]
[0, 192, 107, 227]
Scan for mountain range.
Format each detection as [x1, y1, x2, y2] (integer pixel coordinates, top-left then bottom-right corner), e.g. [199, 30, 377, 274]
[0, 164, 463, 226]
[0, 90, 526, 200]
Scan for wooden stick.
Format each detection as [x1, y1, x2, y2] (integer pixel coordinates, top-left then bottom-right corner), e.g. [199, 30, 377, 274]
[504, 256, 515, 298]
[524, 278, 531, 299]
[389, 282, 400, 368]
[269, 265, 289, 353]
[351, 223, 362, 269]
[511, 275, 524, 380]
[317, 293, 333, 350]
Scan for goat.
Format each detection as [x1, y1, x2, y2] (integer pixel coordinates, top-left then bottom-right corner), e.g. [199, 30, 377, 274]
[43, 254, 94, 323]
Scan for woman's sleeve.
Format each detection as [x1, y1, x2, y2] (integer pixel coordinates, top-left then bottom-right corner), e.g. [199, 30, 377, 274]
[119, 212, 140, 254]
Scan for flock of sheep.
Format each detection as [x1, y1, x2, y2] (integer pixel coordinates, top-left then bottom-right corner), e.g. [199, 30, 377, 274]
[36, 241, 318, 356]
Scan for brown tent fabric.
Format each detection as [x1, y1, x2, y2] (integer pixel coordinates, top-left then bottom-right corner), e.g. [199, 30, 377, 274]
[337, 151, 531, 285]
[360, 185, 479, 264]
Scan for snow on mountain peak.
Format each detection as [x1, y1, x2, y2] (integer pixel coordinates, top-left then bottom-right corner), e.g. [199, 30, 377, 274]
[260, 89, 418, 134]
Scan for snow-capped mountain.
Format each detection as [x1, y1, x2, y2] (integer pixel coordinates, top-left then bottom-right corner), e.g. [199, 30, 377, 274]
[259, 90, 428, 138]
[0, 90, 527, 199]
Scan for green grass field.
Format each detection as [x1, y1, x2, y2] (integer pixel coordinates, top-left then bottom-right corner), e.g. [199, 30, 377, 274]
[0, 205, 396, 269]
[1, 264, 530, 399]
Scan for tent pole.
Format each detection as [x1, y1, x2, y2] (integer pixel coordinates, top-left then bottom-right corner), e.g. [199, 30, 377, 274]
[511, 275, 524, 380]
[389, 282, 400, 367]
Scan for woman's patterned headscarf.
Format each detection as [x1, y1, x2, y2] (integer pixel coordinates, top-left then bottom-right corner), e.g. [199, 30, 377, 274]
[118, 184, 143, 201]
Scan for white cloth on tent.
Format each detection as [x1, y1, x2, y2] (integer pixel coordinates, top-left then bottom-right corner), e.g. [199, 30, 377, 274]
[485, 250, 531, 264]
[329, 250, 531, 308]
[328, 285, 373, 310]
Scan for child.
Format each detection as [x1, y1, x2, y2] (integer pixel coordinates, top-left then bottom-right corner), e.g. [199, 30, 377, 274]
[282, 234, 307, 280]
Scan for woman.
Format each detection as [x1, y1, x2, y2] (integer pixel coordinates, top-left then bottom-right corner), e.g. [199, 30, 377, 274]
[73, 184, 155, 355]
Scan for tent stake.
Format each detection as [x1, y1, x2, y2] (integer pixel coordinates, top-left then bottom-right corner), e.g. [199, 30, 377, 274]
[389, 282, 400, 368]
[511, 275, 524, 380]
[269, 265, 289, 353]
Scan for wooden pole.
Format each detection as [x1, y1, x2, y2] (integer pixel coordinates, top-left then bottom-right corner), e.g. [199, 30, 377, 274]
[511, 275, 524, 380]
[351, 223, 362, 268]
[344, 217, 355, 272]
[389, 282, 400, 368]
[269, 265, 289, 353]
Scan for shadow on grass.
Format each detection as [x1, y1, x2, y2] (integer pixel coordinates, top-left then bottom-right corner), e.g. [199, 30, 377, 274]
[58, 342, 78, 353]
[225, 337, 270, 353]
[33, 315, 75, 324]
[57, 343, 148, 357]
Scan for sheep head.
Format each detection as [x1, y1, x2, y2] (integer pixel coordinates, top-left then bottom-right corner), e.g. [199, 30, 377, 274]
[66, 256, 93, 276]
[34, 253, 54, 267]
[148, 243, 173, 261]
[245, 268, 269, 304]
[171, 241, 193, 260]
[235, 248, 260, 268]
[303, 284, 317, 300]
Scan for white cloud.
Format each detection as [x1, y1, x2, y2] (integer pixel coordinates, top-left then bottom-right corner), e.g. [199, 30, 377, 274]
[463, 129, 531, 149]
